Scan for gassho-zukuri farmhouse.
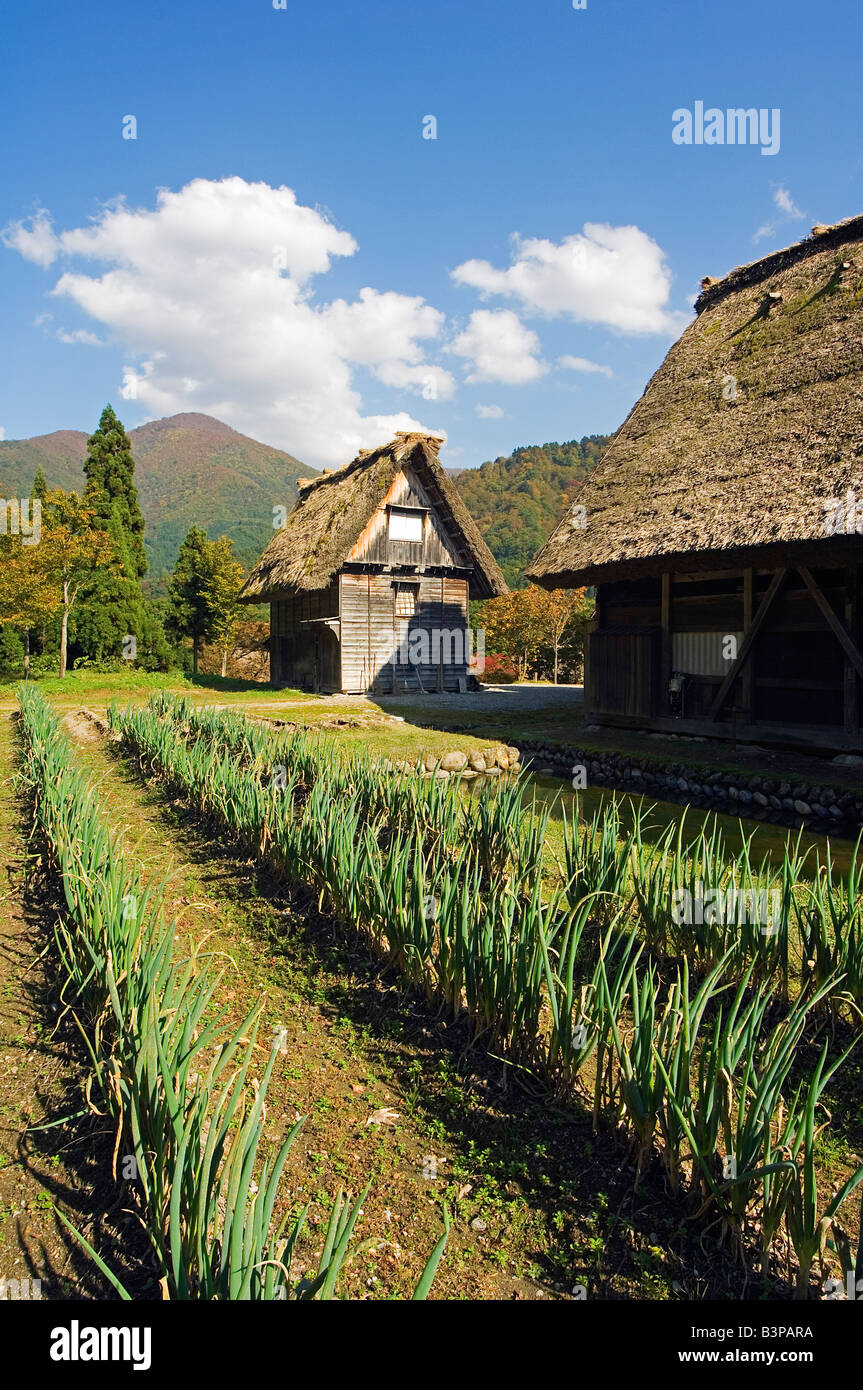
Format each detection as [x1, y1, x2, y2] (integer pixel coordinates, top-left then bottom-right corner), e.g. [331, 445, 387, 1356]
[528, 215, 863, 753]
[239, 431, 506, 694]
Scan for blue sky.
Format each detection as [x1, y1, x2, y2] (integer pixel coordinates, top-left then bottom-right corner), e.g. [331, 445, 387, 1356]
[1, 0, 860, 469]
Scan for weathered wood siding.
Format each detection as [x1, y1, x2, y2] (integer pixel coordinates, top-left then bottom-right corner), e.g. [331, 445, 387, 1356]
[588, 558, 863, 747]
[589, 629, 658, 716]
[339, 572, 469, 693]
[348, 465, 467, 570]
[270, 584, 339, 691]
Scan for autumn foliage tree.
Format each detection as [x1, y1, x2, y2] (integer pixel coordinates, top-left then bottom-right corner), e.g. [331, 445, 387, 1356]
[0, 489, 115, 677]
[40, 491, 116, 677]
[202, 536, 246, 677]
[476, 585, 593, 682]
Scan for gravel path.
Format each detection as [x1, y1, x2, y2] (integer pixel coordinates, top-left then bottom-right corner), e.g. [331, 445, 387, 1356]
[363, 683, 584, 713]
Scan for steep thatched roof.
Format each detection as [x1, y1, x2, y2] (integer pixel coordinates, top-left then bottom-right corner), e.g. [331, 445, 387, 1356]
[239, 432, 507, 601]
[528, 214, 863, 588]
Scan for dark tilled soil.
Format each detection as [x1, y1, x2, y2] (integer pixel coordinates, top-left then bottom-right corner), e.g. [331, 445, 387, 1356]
[0, 713, 152, 1300]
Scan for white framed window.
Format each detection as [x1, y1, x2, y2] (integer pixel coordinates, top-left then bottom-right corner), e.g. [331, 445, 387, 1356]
[388, 508, 424, 542]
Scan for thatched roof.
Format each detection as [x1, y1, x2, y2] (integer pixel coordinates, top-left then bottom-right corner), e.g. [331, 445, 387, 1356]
[239, 432, 507, 601]
[527, 214, 863, 588]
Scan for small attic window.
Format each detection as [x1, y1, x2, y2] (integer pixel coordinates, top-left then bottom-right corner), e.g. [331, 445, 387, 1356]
[388, 508, 424, 542]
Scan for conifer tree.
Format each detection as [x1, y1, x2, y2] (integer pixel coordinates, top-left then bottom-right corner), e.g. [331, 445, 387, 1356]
[73, 405, 148, 661]
[167, 525, 215, 674]
[32, 465, 48, 502]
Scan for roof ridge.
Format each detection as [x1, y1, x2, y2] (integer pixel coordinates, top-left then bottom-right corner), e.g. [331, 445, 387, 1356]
[296, 432, 444, 493]
[695, 212, 863, 313]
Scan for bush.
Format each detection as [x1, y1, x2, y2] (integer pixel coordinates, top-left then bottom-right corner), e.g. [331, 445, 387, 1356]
[476, 653, 518, 684]
[72, 655, 128, 674]
[0, 626, 25, 677]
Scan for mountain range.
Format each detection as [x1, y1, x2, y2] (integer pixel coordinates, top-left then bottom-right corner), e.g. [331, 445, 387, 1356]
[0, 412, 611, 590]
[0, 412, 314, 585]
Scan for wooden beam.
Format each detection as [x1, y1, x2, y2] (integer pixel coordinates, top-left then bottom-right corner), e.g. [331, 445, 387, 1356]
[799, 565, 863, 684]
[742, 568, 753, 721]
[707, 567, 788, 720]
[659, 571, 672, 717]
[846, 566, 859, 734]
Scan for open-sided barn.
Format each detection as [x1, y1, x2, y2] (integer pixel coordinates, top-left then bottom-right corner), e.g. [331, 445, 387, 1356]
[239, 431, 506, 693]
[527, 215, 863, 751]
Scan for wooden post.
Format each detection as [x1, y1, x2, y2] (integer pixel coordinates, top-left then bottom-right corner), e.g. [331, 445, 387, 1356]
[845, 565, 858, 734]
[742, 568, 754, 723]
[799, 566, 863, 682]
[367, 573, 375, 692]
[660, 571, 672, 716]
[708, 567, 788, 720]
[438, 575, 445, 691]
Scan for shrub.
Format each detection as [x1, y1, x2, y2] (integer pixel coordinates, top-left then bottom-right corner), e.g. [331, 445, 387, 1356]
[476, 652, 518, 684]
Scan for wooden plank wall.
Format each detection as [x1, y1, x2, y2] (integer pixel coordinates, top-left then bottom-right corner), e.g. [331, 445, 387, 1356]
[588, 629, 658, 716]
[348, 465, 465, 570]
[590, 561, 862, 736]
[339, 572, 469, 693]
[270, 585, 339, 690]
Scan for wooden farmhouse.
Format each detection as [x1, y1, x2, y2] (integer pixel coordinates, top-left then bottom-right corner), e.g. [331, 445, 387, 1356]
[527, 215, 863, 751]
[239, 431, 506, 693]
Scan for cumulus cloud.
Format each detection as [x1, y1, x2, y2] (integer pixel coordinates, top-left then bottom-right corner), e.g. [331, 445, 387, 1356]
[0, 427, 5, 441]
[452, 223, 685, 335]
[2, 178, 451, 466]
[476, 403, 504, 419]
[558, 354, 613, 379]
[448, 310, 546, 384]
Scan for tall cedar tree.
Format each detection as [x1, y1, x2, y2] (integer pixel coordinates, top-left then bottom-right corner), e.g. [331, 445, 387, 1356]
[167, 525, 216, 674]
[73, 405, 148, 660]
[32, 465, 48, 502]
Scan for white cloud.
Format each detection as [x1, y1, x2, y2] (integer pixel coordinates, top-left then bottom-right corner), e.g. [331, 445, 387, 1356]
[754, 185, 806, 242]
[558, 354, 613, 379]
[2, 210, 60, 268]
[57, 328, 104, 346]
[452, 223, 685, 335]
[476, 403, 504, 419]
[774, 186, 803, 218]
[0, 427, 5, 441]
[448, 310, 546, 384]
[2, 178, 450, 466]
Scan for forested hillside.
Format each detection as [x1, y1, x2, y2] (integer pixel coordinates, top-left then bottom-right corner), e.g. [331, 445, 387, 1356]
[0, 413, 315, 586]
[454, 436, 611, 587]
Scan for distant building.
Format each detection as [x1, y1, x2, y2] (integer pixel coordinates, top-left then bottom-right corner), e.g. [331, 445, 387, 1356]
[239, 432, 506, 693]
[528, 216, 863, 751]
